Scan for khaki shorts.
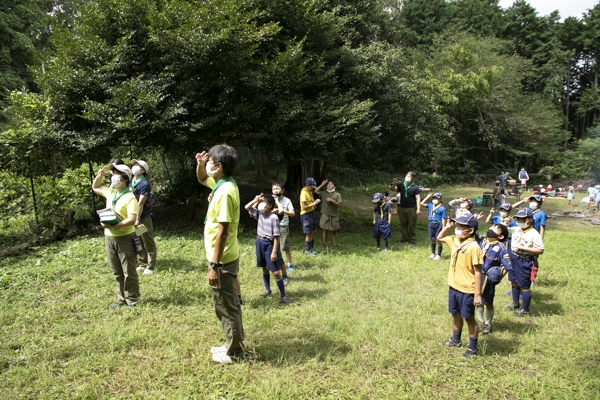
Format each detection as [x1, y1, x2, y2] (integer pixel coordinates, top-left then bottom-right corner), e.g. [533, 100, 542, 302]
[279, 225, 291, 251]
[320, 214, 340, 231]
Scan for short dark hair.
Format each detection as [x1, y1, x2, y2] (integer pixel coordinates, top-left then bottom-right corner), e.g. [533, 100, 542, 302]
[328, 180, 337, 187]
[112, 159, 125, 165]
[272, 181, 284, 189]
[208, 144, 238, 176]
[493, 224, 509, 242]
[263, 195, 276, 208]
[407, 171, 416, 178]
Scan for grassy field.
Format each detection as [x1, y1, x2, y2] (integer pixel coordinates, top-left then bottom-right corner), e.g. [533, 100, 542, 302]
[1, 184, 599, 399]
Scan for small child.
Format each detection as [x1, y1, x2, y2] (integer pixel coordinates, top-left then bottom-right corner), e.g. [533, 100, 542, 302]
[272, 182, 295, 284]
[437, 212, 484, 360]
[486, 203, 516, 228]
[245, 194, 292, 305]
[300, 177, 321, 255]
[567, 186, 575, 206]
[475, 224, 512, 334]
[448, 198, 473, 218]
[421, 192, 447, 260]
[316, 180, 342, 248]
[372, 193, 392, 251]
[506, 208, 544, 316]
[595, 185, 600, 211]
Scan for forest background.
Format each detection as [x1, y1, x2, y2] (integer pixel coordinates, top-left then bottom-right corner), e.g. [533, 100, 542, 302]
[2, 0, 600, 246]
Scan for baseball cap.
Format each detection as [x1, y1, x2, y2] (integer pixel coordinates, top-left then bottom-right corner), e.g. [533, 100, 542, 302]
[112, 164, 132, 181]
[528, 195, 543, 203]
[515, 208, 533, 218]
[372, 193, 384, 203]
[499, 203, 512, 211]
[485, 267, 504, 286]
[131, 159, 149, 173]
[432, 192, 442, 199]
[305, 177, 317, 187]
[451, 211, 478, 231]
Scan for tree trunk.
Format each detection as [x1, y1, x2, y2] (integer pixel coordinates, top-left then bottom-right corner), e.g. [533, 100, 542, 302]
[285, 162, 302, 191]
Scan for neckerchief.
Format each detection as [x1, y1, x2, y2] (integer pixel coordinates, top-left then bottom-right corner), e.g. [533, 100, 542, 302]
[131, 175, 146, 188]
[111, 187, 131, 211]
[451, 236, 475, 271]
[403, 182, 414, 198]
[430, 203, 441, 219]
[205, 176, 237, 223]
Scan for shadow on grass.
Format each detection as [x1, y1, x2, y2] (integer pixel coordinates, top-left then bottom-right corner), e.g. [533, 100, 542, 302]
[531, 292, 563, 316]
[142, 288, 210, 307]
[252, 331, 352, 365]
[157, 257, 200, 273]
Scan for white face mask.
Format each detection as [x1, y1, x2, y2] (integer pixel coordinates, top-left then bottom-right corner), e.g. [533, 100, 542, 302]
[454, 229, 466, 238]
[131, 165, 143, 176]
[404, 176, 412, 183]
[257, 202, 267, 211]
[432, 199, 440, 205]
[327, 188, 335, 193]
[517, 221, 529, 229]
[500, 211, 508, 218]
[110, 175, 123, 188]
[205, 162, 217, 177]
[529, 202, 539, 210]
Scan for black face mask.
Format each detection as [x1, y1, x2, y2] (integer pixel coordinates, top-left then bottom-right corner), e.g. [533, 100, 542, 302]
[486, 229, 499, 239]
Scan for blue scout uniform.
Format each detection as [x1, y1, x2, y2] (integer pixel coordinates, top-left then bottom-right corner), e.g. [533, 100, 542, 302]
[477, 238, 511, 305]
[532, 209, 547, 234]
[373, 202, 392, 241]
[426, 202, 446, 241]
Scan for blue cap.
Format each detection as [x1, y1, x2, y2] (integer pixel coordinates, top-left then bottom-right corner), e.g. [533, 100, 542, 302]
[515, 208, 533, 218]
[432, 192, 442, 199]
[499, 203, 512, 211]
[372, 193, 384, 202]
[305, 177, 317, 187]
[485, 267, 504, 286]
[451, 211, 478, 231]
[528, 195, 543, 203]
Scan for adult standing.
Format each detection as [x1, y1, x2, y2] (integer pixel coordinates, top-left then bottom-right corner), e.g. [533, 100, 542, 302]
[518, 168, 530, 191]
[195, 144, 245, 364]
[396, 171, 421, 245]
[131, 159, 157, 275]
[92, 163, 140, 310]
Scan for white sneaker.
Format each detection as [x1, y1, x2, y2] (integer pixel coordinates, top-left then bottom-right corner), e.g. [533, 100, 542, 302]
[136, 266, 144, 271]
[212, 352, 233, 364]
[143, 268, 153, 275]
[433, 255, 441, 261]
[429, 253, 435, 259]
[210, 345, 227, 354]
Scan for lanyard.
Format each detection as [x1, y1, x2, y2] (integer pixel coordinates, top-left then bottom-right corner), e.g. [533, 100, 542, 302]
[205, 176, 237, 223]
[111, 187, 131, 211]
[131, 176, 146, 188]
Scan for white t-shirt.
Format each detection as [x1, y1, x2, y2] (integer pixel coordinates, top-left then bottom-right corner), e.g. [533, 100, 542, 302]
[277, 196, 294, 227]
[510, 226, 544, 257]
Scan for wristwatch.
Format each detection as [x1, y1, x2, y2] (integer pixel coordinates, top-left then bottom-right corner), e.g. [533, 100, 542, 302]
[209, 261, 222, 269]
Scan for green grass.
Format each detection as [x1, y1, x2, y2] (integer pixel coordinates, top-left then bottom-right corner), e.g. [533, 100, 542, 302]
[1, 185, 599, 399]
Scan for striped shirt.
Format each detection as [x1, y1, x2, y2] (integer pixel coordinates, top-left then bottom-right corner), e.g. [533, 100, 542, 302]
[250, 207, 281, 240]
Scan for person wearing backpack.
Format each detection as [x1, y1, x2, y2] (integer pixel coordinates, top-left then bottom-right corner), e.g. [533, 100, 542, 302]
[131, 159, 157, 275]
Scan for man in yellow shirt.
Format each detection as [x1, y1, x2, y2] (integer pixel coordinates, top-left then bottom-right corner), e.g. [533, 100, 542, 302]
[300, 177, 321, 255]
[195, 144, 245, 364]
[437, 212, 483, 360]
[92, 163, 140, 310]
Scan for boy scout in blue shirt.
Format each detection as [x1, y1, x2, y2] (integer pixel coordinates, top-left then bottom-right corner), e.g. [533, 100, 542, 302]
[421, 192, 447, 260]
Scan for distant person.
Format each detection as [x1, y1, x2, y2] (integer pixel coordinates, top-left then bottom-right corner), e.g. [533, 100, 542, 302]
[595, 185, 600, 211]
[372, 193, 392, 251]
[131, 159, 157, 275]
[92, 163, 140, 310]
[195, 145, 245, 364]
[316, 180, 342, 249]
[567, 186, 575, 207]
[492, 181, 502, 210]
[245, 194, 292, 305]
[586, 185, 597, 209]
[395, 171, 421, 245]
[486, 203, 516, 228]
[437, 212, 483, 360]
[518, 168, 530, 191]
[506, 208, 544, 317]
[300, 177, 321, 255]
[497, 172, 506, 191]
[421, 192, 447, 260]
[272, 182, 295, 284]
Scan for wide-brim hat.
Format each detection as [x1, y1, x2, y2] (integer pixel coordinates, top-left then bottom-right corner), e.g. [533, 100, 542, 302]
[111, 164, 132, 181]
[131, 159, 149, 173]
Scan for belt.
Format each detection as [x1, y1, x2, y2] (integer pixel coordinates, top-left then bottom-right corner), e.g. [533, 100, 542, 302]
[258, 236, 272, 241]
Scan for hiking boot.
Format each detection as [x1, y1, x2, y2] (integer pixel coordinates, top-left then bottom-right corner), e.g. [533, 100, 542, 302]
[514, 309, 530, 317]
[280, 296, 292, 305]
[462, 348, 478, 360]
[444, 339, 463, 348]
[480, 323, 492, 335]
[259, 290, 272, 298]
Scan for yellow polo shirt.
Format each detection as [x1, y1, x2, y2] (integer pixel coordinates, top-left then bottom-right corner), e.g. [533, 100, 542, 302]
[300, 187, 314, 215]
[441, 235, 483, 294]
[204, 177, 240, 264]
[100, 187, 138, 237]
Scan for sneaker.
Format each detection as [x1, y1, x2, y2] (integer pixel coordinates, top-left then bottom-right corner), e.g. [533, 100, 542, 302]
[125, 304, 137, 311]
[283, 277, 290, 286]
[462, 348, 478, 360]
[433, 255, 441, 261]
[210, 345, 227, 355]
[376, 247, 381, 251]
[136, 266, 144, 271]
[259, 290, 272, 298]
[304, 250, 315, 256]
[143, 268, 153, 275]
[287, 265, 295, 273]
[480, 323, 492, 335]
[211, 353, 233, 364]
[515, 309, 530, 317]
[310, 249, 318, 255]
[506, 303, 520, 311]
[444, 339, 463, 348]
[383, 248, 389, 252]
[280, 296, 292, 305]
[429, 253, 435, 259]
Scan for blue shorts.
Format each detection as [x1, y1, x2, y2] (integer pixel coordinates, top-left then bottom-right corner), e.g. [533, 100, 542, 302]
[480, 275, 496, 306]
[255, 238, 283, 272]
[427, 221, 443, 241]
[448, 287, 475, 318]
[508, 254, 533, 289]
[373, 222, 391, 241]
[300, 212, 316, 234]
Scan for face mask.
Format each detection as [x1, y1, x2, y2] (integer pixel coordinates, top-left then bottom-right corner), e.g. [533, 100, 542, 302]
[432, 199, 440, 205]
[500, 211, 508, 218]
[517, 221, 529, 229]
[110, 175, 122, 188]
[460, 203, 468, 209]
[454, 229, 466, 237]
[486, 229, 499, 239]
[205, 162, 217, 177]
[272, 189, 282, 197]
[257, 202, 267, 211]
[404, 176, 412, 183]
[529, 202, 539, 210]
[131, 166, 143, 176]
[327, 188, 335, 193]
